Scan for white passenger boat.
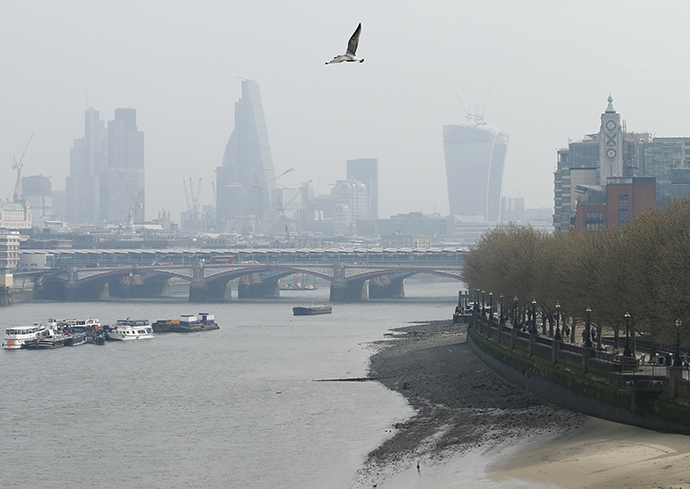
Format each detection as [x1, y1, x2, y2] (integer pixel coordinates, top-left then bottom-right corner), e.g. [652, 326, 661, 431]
[3, 322, 46, 349]
[59, 318, 101, 333]
[106, 319, 155, 341]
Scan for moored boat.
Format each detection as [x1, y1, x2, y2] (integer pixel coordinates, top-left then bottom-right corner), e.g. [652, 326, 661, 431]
[36, 322, 68, 348]
[152, 313, 219, 333]
[106, 319, 155, 341]
[64, 332, 87, 346]
[3, 322, 46, 349]
[292, 304, 332, 316]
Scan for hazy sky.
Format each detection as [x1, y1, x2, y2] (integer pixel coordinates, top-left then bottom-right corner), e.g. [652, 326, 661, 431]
[2, 1, 690, 223]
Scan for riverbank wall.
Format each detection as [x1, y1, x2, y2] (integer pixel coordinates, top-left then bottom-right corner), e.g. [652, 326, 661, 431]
[467, 315, 690, 434]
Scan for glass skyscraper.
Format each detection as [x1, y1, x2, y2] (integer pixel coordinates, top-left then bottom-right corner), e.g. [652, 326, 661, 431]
[443, 123, 509, 221]
[216, 80, 276, 231]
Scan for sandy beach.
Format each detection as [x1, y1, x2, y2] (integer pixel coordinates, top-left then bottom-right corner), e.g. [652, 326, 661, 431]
[355, 320, 690, 489]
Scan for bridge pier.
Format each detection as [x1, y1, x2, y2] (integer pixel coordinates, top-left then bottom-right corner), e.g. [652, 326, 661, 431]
[368, 276, 405, 299]
[189, 262, 209, 302]
[330, 265, 368, 302]
[237, 275, 279, 299]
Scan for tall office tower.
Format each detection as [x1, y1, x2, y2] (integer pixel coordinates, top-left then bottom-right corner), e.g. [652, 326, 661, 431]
[65, 107, 144, 225]
[65, 108, 105, 224]
[346, 158, 378, 219]
[21, 175, 52, 225]
[443, 120, 509, 221]
[216, 80, 276, 231]
[103, 108, 145, 223]
[333, 178, 369, 225]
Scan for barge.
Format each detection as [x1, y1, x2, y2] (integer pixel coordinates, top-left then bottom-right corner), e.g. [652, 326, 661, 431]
[293, 304, 332, 316]
[152, 313, 219, 333]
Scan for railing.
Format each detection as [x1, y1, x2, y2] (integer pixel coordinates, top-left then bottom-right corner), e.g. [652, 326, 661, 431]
[472, 312, 682, 389]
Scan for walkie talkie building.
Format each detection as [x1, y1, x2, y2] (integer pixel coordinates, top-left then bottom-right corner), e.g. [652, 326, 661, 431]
[443, 123, 509, 221]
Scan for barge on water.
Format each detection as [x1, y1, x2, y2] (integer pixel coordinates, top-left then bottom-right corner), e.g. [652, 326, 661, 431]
[293, 304, 332, 316]
[152, 313, 219, 333]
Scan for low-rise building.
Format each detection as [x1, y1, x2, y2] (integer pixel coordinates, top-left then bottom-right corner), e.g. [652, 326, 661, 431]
[0, 201, 32, 230]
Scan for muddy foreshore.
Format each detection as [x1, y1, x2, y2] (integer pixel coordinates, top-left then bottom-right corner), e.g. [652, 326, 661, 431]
[360, 320, 587, 478]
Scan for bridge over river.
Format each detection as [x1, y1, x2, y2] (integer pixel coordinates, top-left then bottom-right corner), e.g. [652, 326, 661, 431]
[21, 247, 464, 302]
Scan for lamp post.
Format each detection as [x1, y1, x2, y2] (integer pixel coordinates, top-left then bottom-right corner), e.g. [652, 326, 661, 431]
[674, 319, 683, 367]
[531, 300, 537, 334]
[585, 307, 592, 348]
[475, 289, 480, 312]
[489, 292, 493, 321]
[554, 303, 562, 341]
[513, 296, 519, 329]
[499, 295, 505, 324]
[624, 313, 632, 357]
[482, 291, 486, 317]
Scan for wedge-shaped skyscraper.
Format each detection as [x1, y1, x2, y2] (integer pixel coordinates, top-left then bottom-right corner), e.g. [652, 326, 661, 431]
[443, 122, 509, 221]
[216, 80, 276, 230]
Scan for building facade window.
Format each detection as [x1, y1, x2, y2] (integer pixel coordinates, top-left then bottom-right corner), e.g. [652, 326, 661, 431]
[586, 211, 604, 230]
[618, 194, 629, 225]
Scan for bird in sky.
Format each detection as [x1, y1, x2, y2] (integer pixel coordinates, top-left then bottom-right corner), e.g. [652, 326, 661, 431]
[326, 23, 364, 64]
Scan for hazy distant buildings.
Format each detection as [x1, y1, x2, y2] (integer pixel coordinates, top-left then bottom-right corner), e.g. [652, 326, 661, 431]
[216, 80, 277, 232]
[443, 121, 509, 221]
[65, 107, 144, 225]
[103, 108, 145, 224]
[555, 95, 690, 232]
[0, 201, 32, 230]
[346, 158, 378, 219]
[21, 175, 51, 225]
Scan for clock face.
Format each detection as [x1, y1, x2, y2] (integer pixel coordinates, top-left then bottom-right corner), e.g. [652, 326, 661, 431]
[605, 120, 617, 131]
[606, 148, 617, 159]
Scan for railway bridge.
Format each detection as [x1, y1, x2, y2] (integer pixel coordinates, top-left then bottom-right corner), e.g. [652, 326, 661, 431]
[31, 262, 464, 302]
[22, 247, 465, 302]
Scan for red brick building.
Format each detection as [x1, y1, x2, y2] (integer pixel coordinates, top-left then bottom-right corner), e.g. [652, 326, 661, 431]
[574, 177, 656, 230]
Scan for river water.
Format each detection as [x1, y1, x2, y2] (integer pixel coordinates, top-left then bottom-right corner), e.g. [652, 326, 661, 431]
[1, 280, 460, 489]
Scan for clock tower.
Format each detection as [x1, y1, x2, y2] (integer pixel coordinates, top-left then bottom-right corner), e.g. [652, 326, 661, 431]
[599, 94, 623, 182]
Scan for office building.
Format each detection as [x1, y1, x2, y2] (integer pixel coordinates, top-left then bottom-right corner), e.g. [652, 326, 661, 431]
[346, 158, 378, 219]
[556, 95, 690, 232]
[443, 121, 509, 221]
[217, 80, 277, 231]
[21, 175, 52, 225]
[65, 107, 144, 225]
[574, 177, 656, 230]
[103, 108, 145, 223]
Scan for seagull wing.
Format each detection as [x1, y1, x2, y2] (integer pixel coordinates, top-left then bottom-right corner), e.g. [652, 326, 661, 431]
[346, 23, 362, 56]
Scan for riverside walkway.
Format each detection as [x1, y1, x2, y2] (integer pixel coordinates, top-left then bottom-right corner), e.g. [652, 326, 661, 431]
[467, 312, 690, 434]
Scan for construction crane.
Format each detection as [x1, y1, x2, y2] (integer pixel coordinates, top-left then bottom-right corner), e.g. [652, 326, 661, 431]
[116, 169, 142, 224]
[275, 181, 310, 218]
[183, 177, 201, 217]
[253, 168, 294, 189]
[11, 133, 34, 202]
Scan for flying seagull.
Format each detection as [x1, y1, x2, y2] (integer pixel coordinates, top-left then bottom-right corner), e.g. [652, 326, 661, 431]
[326, 23, 364, 64]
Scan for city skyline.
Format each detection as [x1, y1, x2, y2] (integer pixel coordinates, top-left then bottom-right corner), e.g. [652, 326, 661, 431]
[4, 2, 690, 223]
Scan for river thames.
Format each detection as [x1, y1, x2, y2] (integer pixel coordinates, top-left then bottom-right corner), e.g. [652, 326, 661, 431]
[1, 279, 460, 489]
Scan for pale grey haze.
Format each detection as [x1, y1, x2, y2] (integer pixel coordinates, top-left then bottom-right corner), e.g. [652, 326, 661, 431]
[2, 1, 689, 222]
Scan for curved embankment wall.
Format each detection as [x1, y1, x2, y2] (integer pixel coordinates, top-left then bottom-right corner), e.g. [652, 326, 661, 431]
[468, 326, 690, 434]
